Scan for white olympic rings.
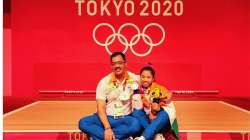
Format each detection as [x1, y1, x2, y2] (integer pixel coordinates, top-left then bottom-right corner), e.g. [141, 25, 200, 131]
[93, 22, 166, 57]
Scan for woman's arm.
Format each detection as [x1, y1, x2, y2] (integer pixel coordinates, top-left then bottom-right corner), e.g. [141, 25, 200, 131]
[141, 94, 151, 108]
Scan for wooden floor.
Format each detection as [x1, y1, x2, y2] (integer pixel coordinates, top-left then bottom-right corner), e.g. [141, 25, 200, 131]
[3, 101, 250, 133]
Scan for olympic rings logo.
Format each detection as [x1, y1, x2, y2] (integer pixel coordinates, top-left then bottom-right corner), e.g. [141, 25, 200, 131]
[93, 23, 166, 57]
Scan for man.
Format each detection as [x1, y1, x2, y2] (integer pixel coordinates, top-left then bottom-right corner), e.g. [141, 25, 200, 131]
[79, 52, 141, 140]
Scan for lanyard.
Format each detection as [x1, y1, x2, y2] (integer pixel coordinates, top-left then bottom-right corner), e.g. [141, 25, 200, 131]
[113, 78, 127, 91]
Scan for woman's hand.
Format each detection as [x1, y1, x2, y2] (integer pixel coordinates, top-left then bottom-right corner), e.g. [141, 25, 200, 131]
[141, 95, 151, 108]
[151, 102, 160, 112]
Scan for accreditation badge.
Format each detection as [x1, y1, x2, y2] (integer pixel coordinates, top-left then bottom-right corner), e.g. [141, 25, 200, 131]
[113, 101, 124, 116]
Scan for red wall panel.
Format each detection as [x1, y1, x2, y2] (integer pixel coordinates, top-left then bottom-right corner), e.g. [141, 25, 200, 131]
[8, 0, 250, 97]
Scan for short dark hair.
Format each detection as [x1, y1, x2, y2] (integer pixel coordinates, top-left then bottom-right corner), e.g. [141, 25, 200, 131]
[110, 52, 126, 62]
[140, 64, 155, 78]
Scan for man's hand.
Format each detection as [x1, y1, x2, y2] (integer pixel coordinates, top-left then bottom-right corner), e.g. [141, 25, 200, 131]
[104, 128, 114, 140]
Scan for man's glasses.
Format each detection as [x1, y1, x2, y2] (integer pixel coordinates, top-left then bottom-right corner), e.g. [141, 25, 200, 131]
[111, 61, 125, 66]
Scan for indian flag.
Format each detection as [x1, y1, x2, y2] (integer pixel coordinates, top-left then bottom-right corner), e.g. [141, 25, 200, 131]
[162, 101, 180, 140]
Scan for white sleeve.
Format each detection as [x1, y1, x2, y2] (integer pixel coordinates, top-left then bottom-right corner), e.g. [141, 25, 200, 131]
[128, 72, 140, 82]
[135, 74, 140, 82]
[96, 79, 106, 101]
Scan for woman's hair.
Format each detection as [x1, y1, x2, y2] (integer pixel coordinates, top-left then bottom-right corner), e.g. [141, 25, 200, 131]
[140, 63, 155, 78]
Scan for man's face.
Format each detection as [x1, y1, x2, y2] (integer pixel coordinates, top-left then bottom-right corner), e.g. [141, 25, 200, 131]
[111, 55, 126, 76]
[140, 70, 154, 88]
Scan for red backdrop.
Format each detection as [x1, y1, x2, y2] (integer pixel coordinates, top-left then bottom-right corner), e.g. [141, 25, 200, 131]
[4, 0, 250, 97]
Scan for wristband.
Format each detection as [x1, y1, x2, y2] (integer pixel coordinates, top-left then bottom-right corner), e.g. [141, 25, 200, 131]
[105, 126, 111, 130]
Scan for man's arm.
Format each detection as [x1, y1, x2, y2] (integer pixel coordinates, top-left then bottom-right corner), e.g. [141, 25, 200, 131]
[97, 100, 111, 129]
[97, 100, 114, 140]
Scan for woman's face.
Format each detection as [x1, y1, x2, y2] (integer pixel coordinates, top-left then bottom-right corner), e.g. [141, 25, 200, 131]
[140, 70, 154, 88]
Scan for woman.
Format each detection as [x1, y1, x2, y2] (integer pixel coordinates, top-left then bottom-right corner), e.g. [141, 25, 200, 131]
[132, 65, 179, 140]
